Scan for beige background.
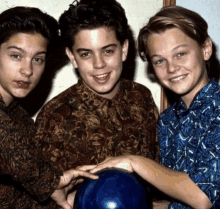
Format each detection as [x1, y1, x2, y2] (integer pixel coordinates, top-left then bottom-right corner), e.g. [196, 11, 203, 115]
[0, 0, 163, 118]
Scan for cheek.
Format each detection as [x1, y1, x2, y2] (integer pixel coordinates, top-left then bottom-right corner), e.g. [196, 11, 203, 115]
[185, 52, 204, 69]
[76, 59, 92, 70]
[109, 56, 123, 70]
[154, 68, 164, 80]
[77, 68, 91, 80]
[0, 61, 15, 74]
[33, 67, 45, 81]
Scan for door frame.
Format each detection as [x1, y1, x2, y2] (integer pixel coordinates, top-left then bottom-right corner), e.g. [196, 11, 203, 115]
[160, 0, 176, 112]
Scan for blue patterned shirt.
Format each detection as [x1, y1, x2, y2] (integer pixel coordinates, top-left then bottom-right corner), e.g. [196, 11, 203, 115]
[159, 78, 220, 209]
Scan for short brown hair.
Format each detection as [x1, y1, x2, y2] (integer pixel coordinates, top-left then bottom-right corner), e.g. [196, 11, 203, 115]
[138, 6, 209, 62]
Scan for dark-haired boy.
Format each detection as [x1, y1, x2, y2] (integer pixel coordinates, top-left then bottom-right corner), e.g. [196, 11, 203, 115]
[35, 0, 158, 202]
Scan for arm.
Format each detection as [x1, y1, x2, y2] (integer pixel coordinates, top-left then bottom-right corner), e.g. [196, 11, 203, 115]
[90, 155, 212, 209]
[0, 106, 98, 208]
[0, 109, 61, 202]
[129, 156, 212, 209]
[158, 104, 220, 209]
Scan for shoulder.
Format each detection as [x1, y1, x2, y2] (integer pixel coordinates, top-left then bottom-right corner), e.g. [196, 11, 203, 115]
[37, 83, 78, 118]
[202, 80, 220, 116]
[120, 80, 158, 115]
[158, 104, 176, 125]
[121, 79, 153, 96]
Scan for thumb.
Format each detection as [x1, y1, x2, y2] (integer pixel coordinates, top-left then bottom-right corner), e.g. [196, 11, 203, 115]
[58, 201, 73, 209]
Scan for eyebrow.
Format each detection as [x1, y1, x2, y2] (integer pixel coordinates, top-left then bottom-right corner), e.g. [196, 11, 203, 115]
[150, 44, 189, 59]
[76, 44, 117, 53]
[7, 46, 47, 55]
[172, 44, 189, 52]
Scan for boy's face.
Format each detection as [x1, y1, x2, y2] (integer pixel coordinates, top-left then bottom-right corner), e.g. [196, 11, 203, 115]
[66, 27, 128, 99]
[0, 32, 47, 105]
[146, 28, 212, 107]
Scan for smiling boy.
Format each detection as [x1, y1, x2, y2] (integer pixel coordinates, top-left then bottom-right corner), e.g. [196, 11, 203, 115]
[35, 0, 158, 182]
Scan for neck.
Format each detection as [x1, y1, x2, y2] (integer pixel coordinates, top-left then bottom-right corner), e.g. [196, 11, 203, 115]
[83, 80, 121, 100]
[0, 90, 13, 106]
[182, 76, 209, 109]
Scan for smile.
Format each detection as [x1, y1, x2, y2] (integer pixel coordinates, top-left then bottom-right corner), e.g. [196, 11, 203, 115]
[94, 73, 109, 79]
[170, 74, 187, 82]
[93, 73, 111, 84]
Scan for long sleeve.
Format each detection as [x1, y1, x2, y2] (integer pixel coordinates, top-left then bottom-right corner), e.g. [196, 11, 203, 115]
[35, 79, 159, 171]
[0, 104, 61, 206]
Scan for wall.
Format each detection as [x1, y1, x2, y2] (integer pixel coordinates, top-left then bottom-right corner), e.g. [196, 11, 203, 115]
[0, 0, 163, 118]
[177, 0, 220, 59]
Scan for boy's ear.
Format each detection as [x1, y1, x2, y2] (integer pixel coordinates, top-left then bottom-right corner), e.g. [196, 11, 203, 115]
[122, 39, 129, 62]
[66, 47, 78, 68]
[203, 37, 212, 61]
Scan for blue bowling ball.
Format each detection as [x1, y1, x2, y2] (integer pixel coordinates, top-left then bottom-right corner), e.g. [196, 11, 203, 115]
[74, 168, 149, 209]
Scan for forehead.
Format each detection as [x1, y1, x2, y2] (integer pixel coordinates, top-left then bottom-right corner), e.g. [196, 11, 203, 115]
[1, 32, 47, 52]
[147, 28, 199, 55]
[72, 27, 120, 50]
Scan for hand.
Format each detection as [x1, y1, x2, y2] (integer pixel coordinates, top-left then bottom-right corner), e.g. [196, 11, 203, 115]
[67, 190, 77, 207]
[66, 165, 98, 207]
[90, 155, 134, 174]
[153, 200, 170, 209]
[50, 169, 99, 209]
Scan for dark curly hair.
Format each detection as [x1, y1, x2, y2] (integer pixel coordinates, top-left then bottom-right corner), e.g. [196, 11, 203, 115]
[0, 6, 59, 54]
[59, 0, 129, 50]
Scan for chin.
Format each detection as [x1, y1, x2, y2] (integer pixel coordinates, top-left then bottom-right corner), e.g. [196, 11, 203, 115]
[100, 87, 116, 94]
[14, 91, 30, 99]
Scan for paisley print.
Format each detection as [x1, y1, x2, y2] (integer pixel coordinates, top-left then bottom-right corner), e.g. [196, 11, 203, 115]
[0, 96, 61, 208]
[35, 78, 159, 172]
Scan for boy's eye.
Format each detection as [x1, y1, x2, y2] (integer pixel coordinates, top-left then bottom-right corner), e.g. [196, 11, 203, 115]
[104, 49, 114, 54]
[33, 58, 45, 64]
[11, 54, 21, 60]
[80, 52, 90, 58]
[177, 52, 186, 57]
[154, 59, 165, 65]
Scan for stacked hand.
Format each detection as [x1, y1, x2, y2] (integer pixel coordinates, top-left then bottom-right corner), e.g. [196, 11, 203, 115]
[50, 168, 98, 209]
[90, 155, 135, 174]
[51, 155, 137, 208]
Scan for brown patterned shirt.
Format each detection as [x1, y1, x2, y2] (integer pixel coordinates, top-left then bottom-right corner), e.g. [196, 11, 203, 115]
[0, 95, 61, 208]
[36, 79, 159, 172]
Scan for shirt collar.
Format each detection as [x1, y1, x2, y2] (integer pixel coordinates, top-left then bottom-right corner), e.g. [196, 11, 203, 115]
[75, 78, 123, 107]
[176, 78, 218, 116]
[0, 94, 18, 113]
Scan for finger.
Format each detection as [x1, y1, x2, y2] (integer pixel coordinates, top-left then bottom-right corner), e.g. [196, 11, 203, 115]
[62, 169, 98, 187]
[89, 158, 115, 174]
[51, 189, 73, 209]
[67, 190, 77, 207]
[68, 178, 84, 191]
[65, 170, 99, 182]
[75, 170, 99, 179]
[90, 163, 113, 173]
[58, 201, 73, 209]
[105, 156, 113, 160]
[77, 165, 97, 171]
[75, 178, 84, 185]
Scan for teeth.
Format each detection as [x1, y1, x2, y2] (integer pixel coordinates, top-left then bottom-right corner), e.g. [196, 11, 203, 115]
[95, 73, 108, 79]
[171, 75, 185, 82]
